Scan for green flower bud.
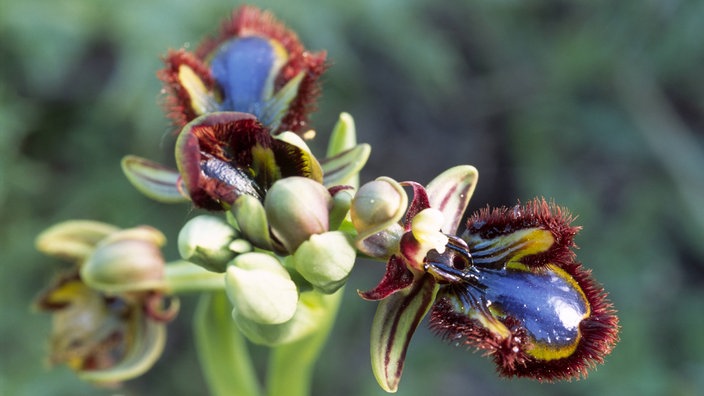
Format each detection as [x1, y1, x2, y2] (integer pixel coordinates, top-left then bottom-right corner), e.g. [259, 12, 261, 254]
[178, 215, 239, 272]
[351, 177, 408, 258]
[265, 177, 332, 253]
[233, 290, 326, 346]
[231, 194, 274, 251]
[81, 227, 166, 293]
[292, 231, 356, 294]
[225, 253, 298, 325]
[329, 188, 354, 231]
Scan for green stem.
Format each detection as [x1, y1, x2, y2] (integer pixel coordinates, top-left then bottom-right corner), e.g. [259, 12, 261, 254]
[194, 292, 262, 396]
[164, 260, 225, 293]
[265, 289, 344, 396]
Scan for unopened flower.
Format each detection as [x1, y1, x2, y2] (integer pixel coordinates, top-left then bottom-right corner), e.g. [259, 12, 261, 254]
[178, 215, 246, 272]
[159, 5, 326, 134]
[34, 221, 178, 384]
[351, 166, 619, 392]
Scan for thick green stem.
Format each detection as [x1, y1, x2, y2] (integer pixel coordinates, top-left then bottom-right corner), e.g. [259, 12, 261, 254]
[164, 260, 224, 293]
[195, 292, 262, 396]
[265, 289, 344, 396]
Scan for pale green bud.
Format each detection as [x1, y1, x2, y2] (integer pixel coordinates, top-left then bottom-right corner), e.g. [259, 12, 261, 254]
[265, 177, 332, 253]
[225, 253, 298, 325]
[329, 188, 354, 230]
[351, 177, 408, 258]
[231, 194, 274, 251]
[178, 215, 240, 272]
[233, 290, 326, 346]
[81, 226, 166, 293]
[292, 231, 356, 294]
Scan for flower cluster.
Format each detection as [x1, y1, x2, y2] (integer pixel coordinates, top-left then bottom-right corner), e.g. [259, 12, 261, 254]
[34, 5, 619, 394]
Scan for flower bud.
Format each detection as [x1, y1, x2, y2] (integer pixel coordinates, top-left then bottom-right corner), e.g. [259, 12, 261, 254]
[225, 253, 298, 325]
[292, 231, 356, 294]
[178, 215, 239, 272]
[265, 177, 332, 253]
[328, 188, 354, 230]
[231, 194, 274, 251]
[81, 227, 166, 293]
[351, 178, 407, 236]
[233, 290, 326, 346]
[351, 177, 407, 258]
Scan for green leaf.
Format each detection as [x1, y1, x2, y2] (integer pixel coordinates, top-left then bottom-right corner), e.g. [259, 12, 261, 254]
[370, 275, 438, 393]
[194, 292, 262, 396]
[121, 155, 190, 203]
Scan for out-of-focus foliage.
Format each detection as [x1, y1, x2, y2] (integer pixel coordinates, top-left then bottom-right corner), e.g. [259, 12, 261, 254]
[2, 0, 703, 395]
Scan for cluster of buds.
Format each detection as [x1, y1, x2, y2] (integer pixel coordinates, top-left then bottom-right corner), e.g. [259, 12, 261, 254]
[34, 5, 619, 394]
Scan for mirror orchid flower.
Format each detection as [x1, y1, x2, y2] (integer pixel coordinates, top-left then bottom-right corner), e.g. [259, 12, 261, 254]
[159, 5, 326, 135]
[351, 167, 619, 392]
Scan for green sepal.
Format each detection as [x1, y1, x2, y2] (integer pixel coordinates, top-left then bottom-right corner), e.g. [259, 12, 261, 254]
[425, 165, 478, 234]
[370, 275, 438, 393]
[321, 144, 371, 188]
[326, 112, 357, 157]
[121, 155, 190, 203]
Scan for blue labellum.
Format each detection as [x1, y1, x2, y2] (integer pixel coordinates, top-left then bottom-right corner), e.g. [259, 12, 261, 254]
[479, 265, 588, 350]
[210, 36, 285, 118]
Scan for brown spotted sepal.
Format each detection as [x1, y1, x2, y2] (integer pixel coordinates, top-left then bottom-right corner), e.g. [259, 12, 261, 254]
[427, 199, 619, 382]
[159, 5, 327, 135]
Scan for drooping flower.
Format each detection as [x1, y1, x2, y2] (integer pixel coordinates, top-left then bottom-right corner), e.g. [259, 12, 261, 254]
[34, 221, 178, 384]
[159, 5, 326, 135]
[350, 167, 619, 392]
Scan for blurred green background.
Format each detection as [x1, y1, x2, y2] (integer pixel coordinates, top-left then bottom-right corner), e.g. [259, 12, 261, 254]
[2, 0, 704, 395]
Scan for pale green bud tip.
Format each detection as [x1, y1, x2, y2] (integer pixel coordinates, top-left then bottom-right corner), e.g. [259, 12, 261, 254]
[81, 226, 167, 293]
[265, 177, 332, 253]
[351, 178, 407, 235]
[411, 208, 448, 254]
[293, 231, 356, 294]
[178, 215, 239, 272]
[36, 220, 120, 263]
[225, 253, 298, 325]
[233, 291, 327, 346]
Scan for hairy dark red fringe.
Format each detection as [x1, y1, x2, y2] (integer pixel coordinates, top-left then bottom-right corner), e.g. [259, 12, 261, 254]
[195, 5, 327, 134]
[464, 198, 581, 269]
